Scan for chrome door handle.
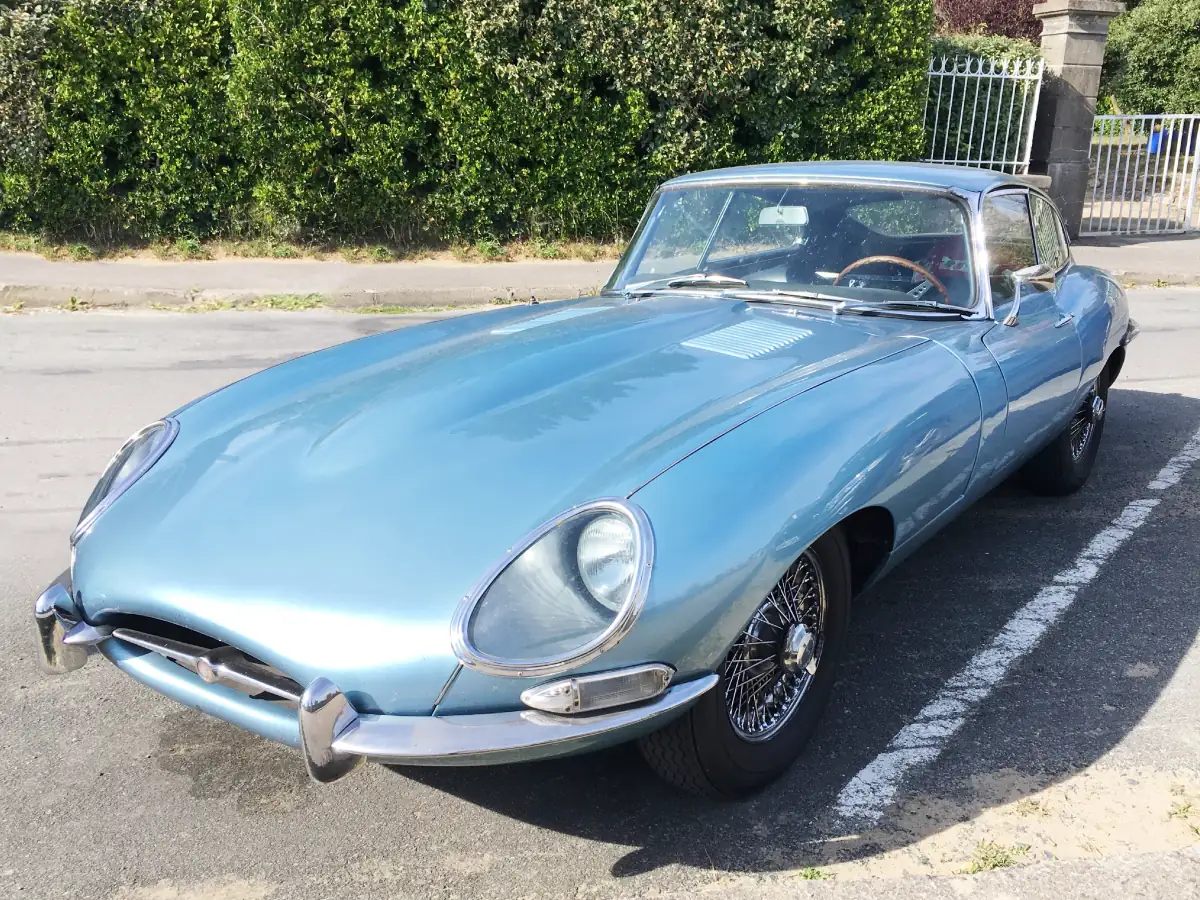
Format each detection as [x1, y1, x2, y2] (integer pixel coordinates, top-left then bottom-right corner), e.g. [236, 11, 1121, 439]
[1054, 312, 1074, 328]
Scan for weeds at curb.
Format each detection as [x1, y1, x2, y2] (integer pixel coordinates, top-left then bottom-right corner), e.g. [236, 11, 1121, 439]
[959, 841, 1029, 875]
[796, 867, 832, 881]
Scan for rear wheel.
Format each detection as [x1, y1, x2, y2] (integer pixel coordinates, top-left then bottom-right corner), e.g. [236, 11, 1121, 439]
[638, 528, 851, 798]
[1021, 372, 1109, 496]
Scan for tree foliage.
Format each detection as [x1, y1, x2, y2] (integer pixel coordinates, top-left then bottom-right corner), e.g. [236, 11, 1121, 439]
[1102, 0, 1200, 115]
[0, 0, 934, 242]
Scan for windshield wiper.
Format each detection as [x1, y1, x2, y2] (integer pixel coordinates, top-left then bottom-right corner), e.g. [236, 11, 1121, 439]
[623, 273, 748, 295]
[732, 288, 846, 310]
[843, 298, 969, 315]
[734, 289, 968, 318]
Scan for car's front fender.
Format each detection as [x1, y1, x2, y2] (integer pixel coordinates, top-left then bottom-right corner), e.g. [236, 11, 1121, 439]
[436, 338, 983, 713]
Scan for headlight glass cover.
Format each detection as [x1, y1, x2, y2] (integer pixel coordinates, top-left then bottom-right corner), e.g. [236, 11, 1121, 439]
[72, 419, 178, 544]
[451, 500, 653, 677]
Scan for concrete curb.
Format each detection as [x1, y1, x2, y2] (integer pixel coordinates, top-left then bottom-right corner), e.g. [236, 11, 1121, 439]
[0, 252, 616, 310]
[0, 283, 598, 310]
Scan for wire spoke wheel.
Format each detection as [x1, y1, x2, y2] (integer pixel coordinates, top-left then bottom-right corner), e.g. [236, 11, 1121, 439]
[1069, 386, 1106, 461]
[723, 550, 826, 742]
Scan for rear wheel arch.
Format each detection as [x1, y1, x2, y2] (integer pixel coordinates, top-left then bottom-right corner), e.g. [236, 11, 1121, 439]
[1106, 345, 1126, 385]
[837, 506, 895, 597]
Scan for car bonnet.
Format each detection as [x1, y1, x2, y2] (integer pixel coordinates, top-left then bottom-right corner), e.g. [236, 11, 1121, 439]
[71, 296, 926, 714]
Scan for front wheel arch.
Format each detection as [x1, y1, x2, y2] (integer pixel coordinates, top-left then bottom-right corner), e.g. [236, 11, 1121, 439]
[639, 526, 853, 798]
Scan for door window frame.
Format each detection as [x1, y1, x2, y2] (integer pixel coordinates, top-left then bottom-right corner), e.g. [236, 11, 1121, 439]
[979, 186, 1038, 319]
[1029, 192, 1071, 274]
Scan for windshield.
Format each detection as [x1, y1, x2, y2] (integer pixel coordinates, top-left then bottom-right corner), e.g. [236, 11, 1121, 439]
[607, 185, 976, 308]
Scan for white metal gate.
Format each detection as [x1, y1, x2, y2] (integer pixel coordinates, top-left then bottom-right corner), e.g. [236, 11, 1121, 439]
[923, 55, 1045, 174]
[1082, 114, 1200, 235]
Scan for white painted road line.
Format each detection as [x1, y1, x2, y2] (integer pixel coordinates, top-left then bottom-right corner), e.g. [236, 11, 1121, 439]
[834, 422, 1200, 826]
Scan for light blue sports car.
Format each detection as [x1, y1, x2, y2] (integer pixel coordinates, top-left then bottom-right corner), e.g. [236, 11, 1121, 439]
[35, 162, 1136, 797]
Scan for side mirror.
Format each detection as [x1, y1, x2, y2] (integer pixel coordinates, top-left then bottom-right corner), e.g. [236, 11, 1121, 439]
[1001, 263, 1056, 326]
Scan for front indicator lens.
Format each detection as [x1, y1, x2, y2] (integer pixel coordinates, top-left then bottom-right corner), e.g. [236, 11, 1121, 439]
[520, 664, 672, 715]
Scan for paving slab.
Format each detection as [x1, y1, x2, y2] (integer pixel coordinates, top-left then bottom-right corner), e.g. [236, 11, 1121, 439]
[1072, 232, 1200, 285]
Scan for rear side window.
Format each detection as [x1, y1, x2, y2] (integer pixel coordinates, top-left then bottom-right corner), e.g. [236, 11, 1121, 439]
[981, 193, 1036, 307]
[1031, 195, 1069, 270]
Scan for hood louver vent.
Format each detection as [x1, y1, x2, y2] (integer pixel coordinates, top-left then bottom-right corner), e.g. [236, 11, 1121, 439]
[682, 319, 812, 360]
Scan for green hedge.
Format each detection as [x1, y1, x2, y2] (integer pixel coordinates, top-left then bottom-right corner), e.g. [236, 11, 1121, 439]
[932, 33, 1041, 62]
[1, 0, 934, 243]
[1102, 0, 1200, 115]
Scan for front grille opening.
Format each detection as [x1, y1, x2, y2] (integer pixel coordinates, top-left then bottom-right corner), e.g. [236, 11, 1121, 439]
[101, 613, 223, 650]
[106, 614, 303, 704]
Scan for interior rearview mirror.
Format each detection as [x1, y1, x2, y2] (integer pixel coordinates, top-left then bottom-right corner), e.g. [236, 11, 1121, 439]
[759, 205, 809, 226]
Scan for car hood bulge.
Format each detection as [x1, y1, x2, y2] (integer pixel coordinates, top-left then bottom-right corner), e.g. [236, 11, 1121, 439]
[73, 296, 925, 714]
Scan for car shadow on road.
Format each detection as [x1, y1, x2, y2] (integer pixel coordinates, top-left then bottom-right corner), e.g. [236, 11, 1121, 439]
[394, 387, 1200, 878]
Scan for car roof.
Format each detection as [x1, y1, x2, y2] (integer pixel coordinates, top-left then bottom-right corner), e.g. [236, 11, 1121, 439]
[661, 161, 1028, 194]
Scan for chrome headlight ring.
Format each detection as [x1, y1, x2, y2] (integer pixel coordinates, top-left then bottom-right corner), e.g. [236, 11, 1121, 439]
[70, 418, 179, 545]
[450, 498, 655, 678]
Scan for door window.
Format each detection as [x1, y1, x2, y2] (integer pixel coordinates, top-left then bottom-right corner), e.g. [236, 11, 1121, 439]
[1031, 195, 1069, 270]
[982, 193, 1036, 307]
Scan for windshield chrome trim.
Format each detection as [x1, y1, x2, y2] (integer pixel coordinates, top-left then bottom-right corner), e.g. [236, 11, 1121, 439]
[607, 179, 986, 315]
[450, 498, 655, 679]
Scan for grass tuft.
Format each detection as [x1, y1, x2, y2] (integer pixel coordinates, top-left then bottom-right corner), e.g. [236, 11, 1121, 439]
[796, 866, 832, 881]
[960, 841, 1029, 875]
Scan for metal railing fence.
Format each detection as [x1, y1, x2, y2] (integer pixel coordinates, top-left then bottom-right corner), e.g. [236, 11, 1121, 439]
[1081, 114, 1200, 236]
[923, 55, 1045, 174]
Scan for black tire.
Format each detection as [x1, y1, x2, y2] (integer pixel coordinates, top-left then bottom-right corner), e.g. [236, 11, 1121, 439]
[638, 527, 852, 798]
[1020, 371, 1110, 496]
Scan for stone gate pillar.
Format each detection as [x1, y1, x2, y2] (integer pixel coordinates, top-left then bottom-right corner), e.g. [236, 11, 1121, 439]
[1030, 0, 1125, 237]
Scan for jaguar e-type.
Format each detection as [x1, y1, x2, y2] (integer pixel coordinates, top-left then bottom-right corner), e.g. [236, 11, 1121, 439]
[34, 162, 1136, 797]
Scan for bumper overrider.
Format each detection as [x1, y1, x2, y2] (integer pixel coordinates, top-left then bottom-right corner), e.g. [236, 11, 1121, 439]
[34, 581, 716, 783]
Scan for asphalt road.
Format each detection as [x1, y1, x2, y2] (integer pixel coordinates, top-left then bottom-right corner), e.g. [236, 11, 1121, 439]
[2, 294, 1200, 899]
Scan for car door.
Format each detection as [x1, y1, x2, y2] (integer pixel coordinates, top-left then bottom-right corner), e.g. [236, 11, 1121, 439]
[981, 189, 1083, 465]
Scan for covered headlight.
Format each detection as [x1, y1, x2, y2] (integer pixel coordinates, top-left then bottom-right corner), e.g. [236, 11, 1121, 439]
[451, 499, 653, 677]
[71, 418, 178, 544]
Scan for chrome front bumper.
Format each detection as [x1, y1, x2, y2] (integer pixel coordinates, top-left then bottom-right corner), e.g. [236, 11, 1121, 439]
[33, 581, 716, 783]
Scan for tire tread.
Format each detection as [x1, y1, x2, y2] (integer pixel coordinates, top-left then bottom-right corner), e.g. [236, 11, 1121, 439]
[637, 713, 720, 797]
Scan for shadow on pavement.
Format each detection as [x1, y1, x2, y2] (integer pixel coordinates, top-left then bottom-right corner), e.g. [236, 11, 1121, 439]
[395, 387, 1200, 877]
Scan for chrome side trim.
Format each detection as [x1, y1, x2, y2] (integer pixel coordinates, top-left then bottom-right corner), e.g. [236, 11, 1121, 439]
[450, 498, 655, 679]
[299, 678, 364, 784]
[71, 418, 179, 546]
[33, 582, 88, 674]
[111, 627, 303, 702]
[331, 674, 718, 765]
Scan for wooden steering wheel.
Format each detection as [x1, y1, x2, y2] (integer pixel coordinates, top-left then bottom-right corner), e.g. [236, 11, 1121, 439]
[833, 255, 953, 305]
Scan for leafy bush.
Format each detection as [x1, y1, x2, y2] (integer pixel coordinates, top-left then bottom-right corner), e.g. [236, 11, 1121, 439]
[0, 0, 936, 243]
[0, 2, 58, 228]
[932, 34, 1041, 63]
[11, 0, 245, 239]
[1102, 0, 1200, 114]
[935, 0, 1040, 42]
